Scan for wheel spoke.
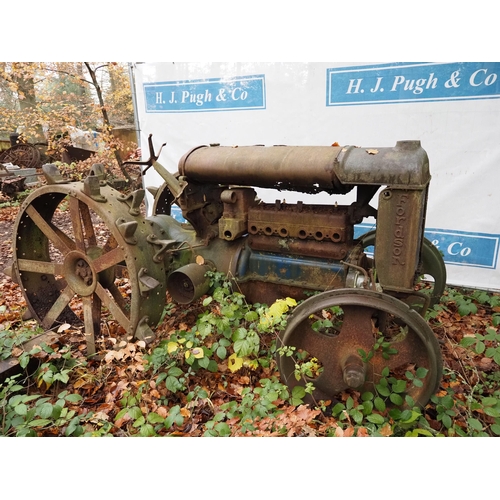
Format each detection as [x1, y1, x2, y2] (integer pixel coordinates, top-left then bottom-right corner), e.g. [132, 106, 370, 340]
[26, 205, 76, 254]
[79, 202, 97, 247]
[70, 197, 86, 252]
[17, 259, 64, 275]
[339, 304, 376, 347]
[94, 282, 131, 333]
[106, 281, 128, 310]
[41, 285, 75, 329]
[92, 293, 102, 335]
[92, 247, 126, 273]
[311, 305, 376, 394]
[82, 295, 101, 355]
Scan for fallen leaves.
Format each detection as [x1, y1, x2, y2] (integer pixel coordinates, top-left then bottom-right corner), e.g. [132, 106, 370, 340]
[0, 189, 499, 436]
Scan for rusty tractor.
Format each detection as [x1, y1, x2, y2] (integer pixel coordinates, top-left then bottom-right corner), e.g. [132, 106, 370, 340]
[10, 136, 446, 406]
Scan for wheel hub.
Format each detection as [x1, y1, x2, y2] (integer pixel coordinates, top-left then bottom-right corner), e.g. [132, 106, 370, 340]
[342, 355, 366, 388]
[63, 251, 97, 296]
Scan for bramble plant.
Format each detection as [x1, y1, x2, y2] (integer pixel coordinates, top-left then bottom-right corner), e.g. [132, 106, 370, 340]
[1, 271, 500, 436]
[1, 375, 84, 437]
[461, 327, 500, 365]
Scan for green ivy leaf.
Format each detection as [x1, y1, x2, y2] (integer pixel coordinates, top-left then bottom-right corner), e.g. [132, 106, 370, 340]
[28, 418, 51, 427]
[65, 393, 83, 403]
[65, 416, 82, 436]
[351, 409, 364, 425]
[168, 366, 183, 377]
[127, 406, 143, 420]
[374, 397, 386, 412]
[19, 352, 30, 369]
[14, 403, 28, 416]
[491, 423, 500, 436]
[366, 413, 385, 425]
[405, 395, 415, 407]
[166, 375, 182, 393]
[442, 414, 452, 429]
[405, 428, 433, 437]
[216, 345, 227, 360]
[231, 328, 247, 341]
[233, 339, 250, 356]
[389, 393, 404, 406]
[467, 417, 483, 431]
[391, 379, 407, 393]
[291, 385, 306, 405]
[198, 356, 210, 369]
[460, 337, 477, 348]
[484, 407, 500, 418]
[214, 422, 231, 436]
[213, 412, 225, 422]
[147, 412, 166, 424]
[475, 341, 486, 354]
[133, 416, 146, 428]
[244, 311, 258, 322]
[400, 409, 412, 421]
[376, 384, 390, 397]
[38, 402, 54, 419]
[54, 371, 70, 384]
[401, 410, 421, 424]
[206, 360, 219, 373]
[165, 406, 182, 429]
[441, 395, 454, 410]
[52, 405, 63, 420]
[383, 404, 398, 418]
[494, 351, 500, 365]
[481, 397, 498, 407]
[362, 401, 374, 415]
[361, 392, 374, 401]
[139, 423, 155, 437]
[331, 403, 345, 417]
[292, 385, 306, 399]
[115, 408, 128, 421]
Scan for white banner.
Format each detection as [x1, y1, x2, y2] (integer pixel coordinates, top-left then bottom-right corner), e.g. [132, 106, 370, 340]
[131, 62, 500, 291]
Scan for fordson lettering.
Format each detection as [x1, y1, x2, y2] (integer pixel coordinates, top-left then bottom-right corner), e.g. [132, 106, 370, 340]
[392, 194, 408, 265]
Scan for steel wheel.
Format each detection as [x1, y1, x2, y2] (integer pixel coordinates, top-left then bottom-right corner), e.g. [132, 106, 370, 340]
[277, 288, 442, 408]
[13, 183, 167, 354]
[0, 143, 41, 169]
[359, 230, 446, 307]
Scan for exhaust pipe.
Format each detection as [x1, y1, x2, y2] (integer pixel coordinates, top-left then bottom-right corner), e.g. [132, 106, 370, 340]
[167, 263, 213, 304]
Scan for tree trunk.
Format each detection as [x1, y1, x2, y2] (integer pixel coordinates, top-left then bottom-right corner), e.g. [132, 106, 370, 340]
[84, 62, 131, 182]
[11, 63, 45, 143]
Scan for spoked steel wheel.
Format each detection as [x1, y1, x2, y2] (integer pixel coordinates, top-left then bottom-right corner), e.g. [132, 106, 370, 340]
[12, 183, 167, 354]
[277, 288, 442, 408]
[0, 143, 41, 169]
[359, 230, 447, 307]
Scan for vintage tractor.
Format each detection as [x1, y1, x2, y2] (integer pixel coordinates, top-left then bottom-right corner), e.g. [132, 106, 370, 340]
[10, 136, 446, 406]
